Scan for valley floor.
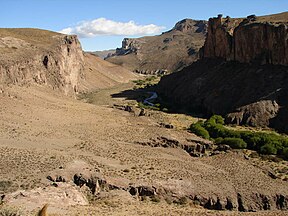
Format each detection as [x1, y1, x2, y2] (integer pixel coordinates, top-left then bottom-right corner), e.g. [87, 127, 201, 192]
[0, 83, 287, 215]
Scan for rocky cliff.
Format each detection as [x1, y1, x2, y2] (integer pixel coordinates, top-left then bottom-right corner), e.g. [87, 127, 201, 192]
[106, 19, 207, 74]
[158, 12, 288, 132]
[202, 13, 288, 65]
[0, 28, 84, 95]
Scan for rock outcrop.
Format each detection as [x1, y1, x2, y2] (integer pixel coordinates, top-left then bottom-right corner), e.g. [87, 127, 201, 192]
[202, 13, 288, 65]
[106, 19, 207, 74]
[158, 12, 288, 131]
[3, 157, 288, 213]
[44, 159, 288, 212]
[0, 28, 84, 95]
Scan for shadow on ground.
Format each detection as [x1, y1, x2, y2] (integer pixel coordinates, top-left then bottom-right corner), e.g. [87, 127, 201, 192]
[111, 85, 204, 118]
[111, 86, 155, 102]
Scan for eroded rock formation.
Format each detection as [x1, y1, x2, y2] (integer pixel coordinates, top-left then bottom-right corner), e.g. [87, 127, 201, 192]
[202, 14, 288, 65]
[0, 29, 84, 95]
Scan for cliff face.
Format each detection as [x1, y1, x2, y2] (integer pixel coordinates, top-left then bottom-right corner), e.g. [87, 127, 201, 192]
[234, 22, 288, 65]
[0, 29, 84, 95]
[158, 12, 288, 132]
[106, 19, 207, 74]
[158, 59, 288, 131]
[202, 14, 288, 65]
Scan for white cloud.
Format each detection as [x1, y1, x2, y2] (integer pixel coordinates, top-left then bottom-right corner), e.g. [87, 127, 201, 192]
[60, 18, 165, 38]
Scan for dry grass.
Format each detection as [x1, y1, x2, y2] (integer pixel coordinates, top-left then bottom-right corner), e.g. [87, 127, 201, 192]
[0, 28, 62, 46]
[0, 206, 22, 216]
[257, 12, 288, 23]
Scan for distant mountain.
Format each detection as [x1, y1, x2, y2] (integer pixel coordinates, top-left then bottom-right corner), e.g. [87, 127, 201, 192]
[90, 49, 115, 59]
[105, 19, 207, 74]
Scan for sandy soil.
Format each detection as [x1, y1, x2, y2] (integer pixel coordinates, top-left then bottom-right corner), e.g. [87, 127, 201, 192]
[0, 83, 287, 215]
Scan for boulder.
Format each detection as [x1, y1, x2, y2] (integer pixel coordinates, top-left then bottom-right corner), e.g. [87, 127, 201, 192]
[138, 108, 145, 116]
[47, 160, 104, 194]
[128, 185, 156, 197]
[159, 122, 174, 129]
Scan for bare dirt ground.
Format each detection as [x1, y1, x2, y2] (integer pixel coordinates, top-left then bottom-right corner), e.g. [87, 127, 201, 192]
[0, 83, 288, 215]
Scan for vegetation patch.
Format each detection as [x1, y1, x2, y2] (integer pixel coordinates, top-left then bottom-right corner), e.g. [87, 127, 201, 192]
[218, 137, 247, 149]
[189, 115, 288, 159]
[132, 76, 159, 89]
[189, 121, 210, 139]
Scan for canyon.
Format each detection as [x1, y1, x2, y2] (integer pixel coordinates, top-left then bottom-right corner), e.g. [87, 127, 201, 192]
[0, 12, 288, 216]
[0, 28, 137, 96]
[158, 12, 288, 132]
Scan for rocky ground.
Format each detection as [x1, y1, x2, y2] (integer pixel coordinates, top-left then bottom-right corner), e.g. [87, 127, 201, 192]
[0, 81, 288, 215]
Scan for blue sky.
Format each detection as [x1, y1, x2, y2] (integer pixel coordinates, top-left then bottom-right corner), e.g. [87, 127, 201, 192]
[1, 0, 287, 51]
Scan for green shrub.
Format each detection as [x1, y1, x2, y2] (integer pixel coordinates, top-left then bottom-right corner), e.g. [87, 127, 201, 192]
[204, 122, 228, 138]
[189, 123, 210, 139]
[214, 137, 224, 144]
[225, 129, 241, 138]
[189, 115, 288, 160]
[282, 139, 288, 148]
[260, 143, 277, 155]
[240, 131, 257, 149]
[221, 137, 247, 149]
[206, 115, 225, 125]
[282, 148, 288, 160]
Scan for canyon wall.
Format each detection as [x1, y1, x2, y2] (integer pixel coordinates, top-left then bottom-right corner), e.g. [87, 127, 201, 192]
[158, 13, 288, 131]
[202, 15, 288, 65]
[0, 29, 84, 95]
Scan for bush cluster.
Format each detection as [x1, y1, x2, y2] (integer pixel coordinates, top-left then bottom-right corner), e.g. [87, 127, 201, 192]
[189, 121, 210, 139]
[189, 115, 288, 159]
[220, 137, 247, 149]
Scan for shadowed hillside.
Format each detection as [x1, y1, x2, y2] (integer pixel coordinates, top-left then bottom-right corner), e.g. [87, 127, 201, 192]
[158, 12, 288, 132]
